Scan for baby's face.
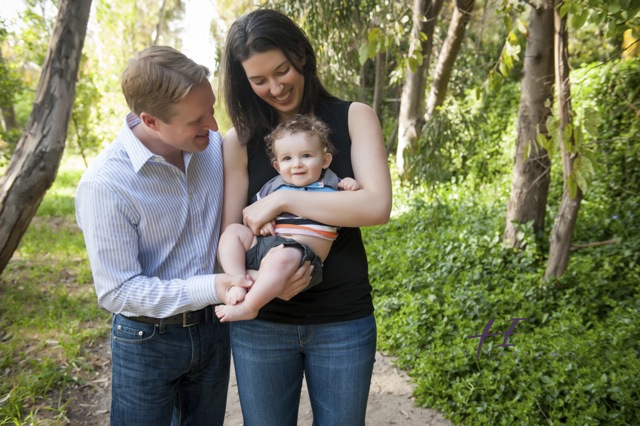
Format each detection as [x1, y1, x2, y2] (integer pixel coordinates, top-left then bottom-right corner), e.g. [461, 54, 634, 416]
[272, 131, 332, 187]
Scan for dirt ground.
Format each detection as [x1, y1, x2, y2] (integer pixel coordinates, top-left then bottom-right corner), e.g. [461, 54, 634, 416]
[63, 337, 454, 425]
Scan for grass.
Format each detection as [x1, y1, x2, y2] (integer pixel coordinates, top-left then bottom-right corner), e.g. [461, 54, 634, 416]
[0, 155, 110, 425]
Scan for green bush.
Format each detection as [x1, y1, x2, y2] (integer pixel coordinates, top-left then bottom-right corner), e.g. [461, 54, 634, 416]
[369, 59, 640, 422]
[366, 172, 640, 424]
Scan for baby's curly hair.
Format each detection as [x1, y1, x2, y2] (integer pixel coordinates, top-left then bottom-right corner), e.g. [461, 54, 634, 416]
[265, 114, 336, 162]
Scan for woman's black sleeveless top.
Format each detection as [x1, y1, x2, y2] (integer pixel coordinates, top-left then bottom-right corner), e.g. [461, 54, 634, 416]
[246, 98, 374, 324]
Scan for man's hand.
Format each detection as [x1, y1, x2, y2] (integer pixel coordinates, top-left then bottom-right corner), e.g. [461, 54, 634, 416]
[215, 273, 253, 305]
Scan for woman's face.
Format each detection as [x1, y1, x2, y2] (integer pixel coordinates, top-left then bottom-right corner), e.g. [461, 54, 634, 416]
[241, 49, 305, 121]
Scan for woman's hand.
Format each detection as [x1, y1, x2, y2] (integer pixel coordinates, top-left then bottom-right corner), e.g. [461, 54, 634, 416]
[276, 261, 313, 300]
[245, 261, 313, 300]
[242, 191, 283, 235]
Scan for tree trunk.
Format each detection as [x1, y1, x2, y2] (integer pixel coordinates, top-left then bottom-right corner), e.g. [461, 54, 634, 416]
[424, 0, 475, 122]
[503, 2, 554, 248]
[0, 0, 92, 274]
[545, 1, 582, 278]
[373, 51, 387, 122]
[396, 0, 444, 176]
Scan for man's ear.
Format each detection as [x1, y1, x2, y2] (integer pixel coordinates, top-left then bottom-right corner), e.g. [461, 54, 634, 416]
[322, 152, 332, 169]
[140, 112, 160, 131]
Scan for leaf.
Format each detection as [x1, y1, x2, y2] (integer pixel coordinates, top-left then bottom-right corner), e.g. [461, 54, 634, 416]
[516, 18, 528, 36]
[535, 133, 549, 152]
[575, 169, 588, 194]
[489, 70, 503, 92]
[541, 375, 555, 385]
[368, 27, 381, 43]
[358, 43, 369, 66]
[571, 10, 588, 29]
[580, 155, 595, 177]
[523, 140, 532, 161]
[568, 174, 578, 199]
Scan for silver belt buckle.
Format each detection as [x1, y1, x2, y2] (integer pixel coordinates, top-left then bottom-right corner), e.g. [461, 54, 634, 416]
[182, 311, 198, 327]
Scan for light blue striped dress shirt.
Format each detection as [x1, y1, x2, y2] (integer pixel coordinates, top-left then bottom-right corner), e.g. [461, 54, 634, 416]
[75, 114, 223, 318]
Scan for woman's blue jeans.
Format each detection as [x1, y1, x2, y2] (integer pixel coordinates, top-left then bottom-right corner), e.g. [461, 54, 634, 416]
[230, 315, 377, 426]
[109, 314, 230, 426]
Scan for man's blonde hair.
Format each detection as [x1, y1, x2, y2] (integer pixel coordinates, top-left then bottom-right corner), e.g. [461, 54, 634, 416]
[121, 46, 210, 122]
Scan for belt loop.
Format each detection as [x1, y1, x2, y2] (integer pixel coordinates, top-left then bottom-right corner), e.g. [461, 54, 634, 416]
[158, 319, 166, 334]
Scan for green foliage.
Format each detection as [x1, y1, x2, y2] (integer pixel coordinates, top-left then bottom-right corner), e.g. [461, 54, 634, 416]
[401, 79, 519, 187]
[0, 157, 110, 424]
[365, 175, 640, 424]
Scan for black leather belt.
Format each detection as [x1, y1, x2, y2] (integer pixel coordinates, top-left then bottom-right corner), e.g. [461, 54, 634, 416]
[126, 306, 214, 327]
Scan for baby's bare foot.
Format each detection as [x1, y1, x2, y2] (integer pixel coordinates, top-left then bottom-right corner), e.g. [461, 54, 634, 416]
[226, 285, 247, 305]
[215, 303, 258, 322]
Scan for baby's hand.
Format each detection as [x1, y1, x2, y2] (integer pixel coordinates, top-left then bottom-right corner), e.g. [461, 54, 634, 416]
[259, 221, 276, 236]
[338, 177, 361, 191]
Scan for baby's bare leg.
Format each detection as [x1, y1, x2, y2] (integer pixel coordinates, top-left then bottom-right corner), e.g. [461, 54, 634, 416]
[218, 223, 256, 276]
[215, 244, 302, 322]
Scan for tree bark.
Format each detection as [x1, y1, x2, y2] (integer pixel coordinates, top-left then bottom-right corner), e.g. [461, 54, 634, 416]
[503, 2, 554, 248]
[372, 51, 387, 122]
[396, 0, 444, 177]
[424, 0, 475, 122]
[0, 0, 92, 274]
[545, 1, 582, 278]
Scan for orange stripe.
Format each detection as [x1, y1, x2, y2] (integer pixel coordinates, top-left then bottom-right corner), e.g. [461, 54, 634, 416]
[275, 224, 337, 239]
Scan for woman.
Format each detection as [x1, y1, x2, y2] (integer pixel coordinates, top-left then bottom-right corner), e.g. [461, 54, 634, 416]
[220, 8, 392, 426]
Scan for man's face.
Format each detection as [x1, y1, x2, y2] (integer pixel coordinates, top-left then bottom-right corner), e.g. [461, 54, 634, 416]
[154, 81, 218, 153]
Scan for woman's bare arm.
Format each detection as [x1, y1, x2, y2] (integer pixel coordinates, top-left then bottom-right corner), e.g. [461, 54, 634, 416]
[241, 102, 392, 234]
[221, 127, 249, 232]
[221, 127, 311, 299]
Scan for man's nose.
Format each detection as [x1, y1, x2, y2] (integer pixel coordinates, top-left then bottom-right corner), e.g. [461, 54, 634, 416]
[206, 114, 218, 132]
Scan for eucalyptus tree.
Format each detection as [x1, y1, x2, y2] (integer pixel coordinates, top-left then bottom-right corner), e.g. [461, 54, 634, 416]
[396, 0, 443, 177]
[424, 0, 476, 122]
[503, 1, 554, 249]
[545, 0, 580, 278]
[0, 0, 92, 273]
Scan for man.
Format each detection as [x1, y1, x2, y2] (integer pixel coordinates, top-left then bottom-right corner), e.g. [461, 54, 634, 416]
[75, 45, 249, 425]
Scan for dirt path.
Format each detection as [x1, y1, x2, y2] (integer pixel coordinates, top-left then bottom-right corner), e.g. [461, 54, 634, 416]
[65, 338, 454, 425]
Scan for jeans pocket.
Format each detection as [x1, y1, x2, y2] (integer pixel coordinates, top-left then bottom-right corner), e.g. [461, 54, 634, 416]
[112, 315, 158, 344]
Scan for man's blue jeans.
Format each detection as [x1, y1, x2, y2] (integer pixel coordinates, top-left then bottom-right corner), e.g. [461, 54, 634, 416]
[230, 315, 377, 426]
[109, 313, 230, 426]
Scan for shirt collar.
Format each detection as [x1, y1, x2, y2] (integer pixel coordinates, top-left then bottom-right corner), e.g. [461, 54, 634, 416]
[120, 112, 193, 173]
[121, 113, 156, 173]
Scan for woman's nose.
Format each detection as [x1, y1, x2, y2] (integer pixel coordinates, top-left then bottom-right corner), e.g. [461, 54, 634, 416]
[270, 80, 284, 96]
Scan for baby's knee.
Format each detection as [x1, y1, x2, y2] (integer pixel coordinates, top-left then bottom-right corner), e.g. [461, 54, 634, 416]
[265, 245, 303, 268]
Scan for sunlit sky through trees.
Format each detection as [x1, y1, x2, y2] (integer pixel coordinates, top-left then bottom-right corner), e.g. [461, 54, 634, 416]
[0, 0, 219, 68]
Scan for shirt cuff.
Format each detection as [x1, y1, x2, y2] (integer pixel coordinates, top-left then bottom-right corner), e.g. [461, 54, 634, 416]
[188, 274, 221, 306]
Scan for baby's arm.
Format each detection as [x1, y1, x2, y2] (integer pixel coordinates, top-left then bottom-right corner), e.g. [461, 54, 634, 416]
[338, 177, 361, 191]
